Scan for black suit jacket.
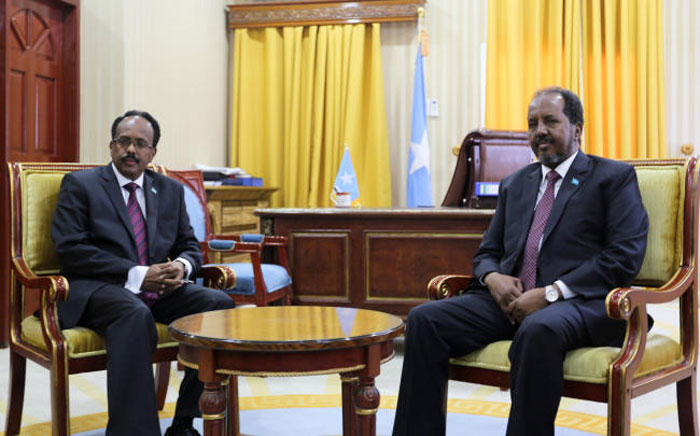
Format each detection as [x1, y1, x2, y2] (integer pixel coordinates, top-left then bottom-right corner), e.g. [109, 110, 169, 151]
[472, 152, 649, 342]
[51, 164, 202, 328]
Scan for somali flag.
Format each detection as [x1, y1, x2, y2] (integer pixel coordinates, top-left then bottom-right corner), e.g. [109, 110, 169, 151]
[333, 147, 360, 206]
[406, 42, 433, 208]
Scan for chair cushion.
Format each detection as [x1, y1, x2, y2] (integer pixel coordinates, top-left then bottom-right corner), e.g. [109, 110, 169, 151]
[20, 316, 177, 358]
[633, 166, 684, 285]
[450, 333, 682, 384]
[210, 263, 292, 295]
[181, 183, 207, 242]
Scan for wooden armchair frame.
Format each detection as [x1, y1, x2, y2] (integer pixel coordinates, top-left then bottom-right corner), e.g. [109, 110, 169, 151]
[4, 162, 235, 436]
[164, 169, 292, 307]
[428, 157, 699, 436]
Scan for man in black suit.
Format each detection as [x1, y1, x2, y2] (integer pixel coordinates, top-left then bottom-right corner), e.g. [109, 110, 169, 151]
[51, 110, 235, 436]
[392, 87, 649, 436]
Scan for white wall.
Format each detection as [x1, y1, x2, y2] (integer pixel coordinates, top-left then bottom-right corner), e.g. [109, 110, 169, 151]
[664, 0, 700, 157]
[80, 0, 229, 169]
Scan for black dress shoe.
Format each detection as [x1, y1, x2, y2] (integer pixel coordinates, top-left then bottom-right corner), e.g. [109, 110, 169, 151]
[164, 424, 201, 436]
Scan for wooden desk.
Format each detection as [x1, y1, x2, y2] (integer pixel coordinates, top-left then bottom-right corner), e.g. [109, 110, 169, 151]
[170, 306, 405, 436]
[255, 208, 494, 318]
[205, 186, 278, 263]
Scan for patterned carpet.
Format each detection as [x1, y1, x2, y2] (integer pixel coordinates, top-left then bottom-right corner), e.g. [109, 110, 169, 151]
[12, 394, 677, 436]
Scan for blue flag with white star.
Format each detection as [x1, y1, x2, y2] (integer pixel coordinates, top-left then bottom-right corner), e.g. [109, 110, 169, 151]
[406, 42, 433, 208]
[333, 147, 360, 206]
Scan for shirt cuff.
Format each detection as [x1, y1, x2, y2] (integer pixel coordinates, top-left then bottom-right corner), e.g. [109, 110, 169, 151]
[555, 280, 577, 299]
[174, 257, 193, 280]
[125, 265, 149, 294]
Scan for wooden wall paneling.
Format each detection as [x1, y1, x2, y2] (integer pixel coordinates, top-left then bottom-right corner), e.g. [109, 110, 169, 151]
[0, 0, 79, 346]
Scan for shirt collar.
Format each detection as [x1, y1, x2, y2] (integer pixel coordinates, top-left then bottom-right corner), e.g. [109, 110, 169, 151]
[111, 162, 145, 189]
[540, 150, 578, 181]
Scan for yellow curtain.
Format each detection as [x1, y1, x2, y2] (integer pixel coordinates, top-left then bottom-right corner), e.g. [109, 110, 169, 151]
[485, 0, 581, 130]
[582, 0, 667, 158]
[230, 23, 392, 207]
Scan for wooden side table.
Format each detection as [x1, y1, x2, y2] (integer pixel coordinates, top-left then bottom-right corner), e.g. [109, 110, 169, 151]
[205, 186, 278, 263]
[169, 306, 405, 436]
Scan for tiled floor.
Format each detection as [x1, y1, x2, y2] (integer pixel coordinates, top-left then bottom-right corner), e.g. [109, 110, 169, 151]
[0, 300, 686, 435]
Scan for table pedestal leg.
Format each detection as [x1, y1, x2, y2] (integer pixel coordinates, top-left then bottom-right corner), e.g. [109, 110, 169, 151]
[354, 376, 379, 436]
[199, 381, 226, 436]
[341, 373, 359, 435]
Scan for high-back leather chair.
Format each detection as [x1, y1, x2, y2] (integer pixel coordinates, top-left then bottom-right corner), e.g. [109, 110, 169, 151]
[4, 162, 234, 436]
[443, 129, 532, 208]
[428, 157, 699, 435]
[165, 169, 293, 306]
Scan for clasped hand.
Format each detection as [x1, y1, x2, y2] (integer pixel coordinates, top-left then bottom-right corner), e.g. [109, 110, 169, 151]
[484, 272, 548, 324]
[142, 261, 186, 296]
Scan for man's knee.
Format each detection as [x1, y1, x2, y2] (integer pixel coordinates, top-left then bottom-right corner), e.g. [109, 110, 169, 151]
[203, 289, 236, 311]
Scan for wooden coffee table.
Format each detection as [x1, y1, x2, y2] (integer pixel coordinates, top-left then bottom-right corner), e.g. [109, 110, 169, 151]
[169, 306, 405, 436]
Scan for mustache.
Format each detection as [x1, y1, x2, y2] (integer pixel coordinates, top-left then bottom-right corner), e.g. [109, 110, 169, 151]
[120, 153, 140, 164]
[534, 136, 554, 146]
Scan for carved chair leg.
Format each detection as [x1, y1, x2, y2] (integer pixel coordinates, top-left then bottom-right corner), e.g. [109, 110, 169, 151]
[607, 387, 632, 436]
[155, 362, 171, 410]
[677, 372, 699, 436]
[50, 356, 70, 436]
[5, 351, 26, 435]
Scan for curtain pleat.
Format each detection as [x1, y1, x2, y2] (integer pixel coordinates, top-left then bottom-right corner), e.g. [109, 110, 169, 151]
[230, 23, 392, 207]
[485, 0, 581, 130]
[581, 0, 667, 158]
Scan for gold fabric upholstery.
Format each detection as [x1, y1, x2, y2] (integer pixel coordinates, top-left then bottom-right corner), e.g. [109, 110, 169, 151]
[450, 334, 682, 384]
[22, 170, 66, 274]
[20, 316, 176, 358]
[633, 166, 684, 285]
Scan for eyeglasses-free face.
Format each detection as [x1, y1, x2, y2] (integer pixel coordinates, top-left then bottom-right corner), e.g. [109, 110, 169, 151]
[109, 116, 158, 180]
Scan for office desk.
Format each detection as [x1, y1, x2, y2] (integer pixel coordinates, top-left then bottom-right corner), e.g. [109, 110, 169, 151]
[255, 208, 493, 318]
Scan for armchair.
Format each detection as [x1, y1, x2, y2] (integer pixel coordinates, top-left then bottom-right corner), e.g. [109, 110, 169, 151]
[4, 162, 235, 436]
[428, 157, 698, 435]
[165, 169, 292, 306]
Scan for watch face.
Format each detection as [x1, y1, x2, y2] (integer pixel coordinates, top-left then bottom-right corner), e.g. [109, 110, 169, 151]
[546, 288, 558, 303]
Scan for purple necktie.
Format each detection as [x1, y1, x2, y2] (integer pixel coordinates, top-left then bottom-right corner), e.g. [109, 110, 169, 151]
[124, 183, 158, 306]
[124, 183, 148, 265]
[518, 170, 561, 291]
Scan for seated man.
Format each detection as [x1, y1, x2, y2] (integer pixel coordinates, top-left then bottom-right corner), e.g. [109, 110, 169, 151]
[392, 87, 649, 436]
[51, 110, 236, 436]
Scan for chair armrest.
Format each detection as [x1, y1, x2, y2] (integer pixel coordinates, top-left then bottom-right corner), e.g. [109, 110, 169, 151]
[605, 265, 695, 384]
[261, 235, 289, 246]
[12, 258, 69, 303]
[201, 265, 236, 290]
[427, 274, 473, 300]
[607, 266, 694, 320]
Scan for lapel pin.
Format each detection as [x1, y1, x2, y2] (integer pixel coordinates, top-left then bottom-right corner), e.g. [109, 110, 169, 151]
[571, 178, 579, 186]
[151, 186, 158, 194]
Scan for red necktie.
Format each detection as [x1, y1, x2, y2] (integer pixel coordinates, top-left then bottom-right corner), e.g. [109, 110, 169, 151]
[124, 182, 148, 265]
[518, 170, 561, 290]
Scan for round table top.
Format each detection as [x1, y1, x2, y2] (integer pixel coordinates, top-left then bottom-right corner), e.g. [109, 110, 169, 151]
[169, 306, 405, 352]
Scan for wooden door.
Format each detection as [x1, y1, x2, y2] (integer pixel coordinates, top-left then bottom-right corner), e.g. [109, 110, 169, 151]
[0, 0, 79, 346]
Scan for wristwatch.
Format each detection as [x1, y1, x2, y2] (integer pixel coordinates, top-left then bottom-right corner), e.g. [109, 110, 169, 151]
[545, 285, 561, 304]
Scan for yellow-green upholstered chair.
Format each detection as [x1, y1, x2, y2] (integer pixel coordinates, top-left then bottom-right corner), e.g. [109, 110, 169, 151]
[428, 157, 698, 436]
[4, 162, 235, 436]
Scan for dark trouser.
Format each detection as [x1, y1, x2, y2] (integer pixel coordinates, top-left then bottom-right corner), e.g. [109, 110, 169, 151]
[79, 284, 235, 436]
[392, 289, 622, 436]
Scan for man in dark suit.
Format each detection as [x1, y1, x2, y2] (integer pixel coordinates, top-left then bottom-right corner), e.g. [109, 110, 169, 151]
[392, 87, 649, 436]
[51, 110, 235, 436]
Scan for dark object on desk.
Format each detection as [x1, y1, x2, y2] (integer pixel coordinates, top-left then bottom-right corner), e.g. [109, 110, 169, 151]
[222, 177, 263, 187]
[442, 129, 532, 208]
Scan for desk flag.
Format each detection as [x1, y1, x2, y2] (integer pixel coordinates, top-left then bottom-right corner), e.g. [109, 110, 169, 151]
[407, 42, 433, 208]
[333, 147, 361, 206]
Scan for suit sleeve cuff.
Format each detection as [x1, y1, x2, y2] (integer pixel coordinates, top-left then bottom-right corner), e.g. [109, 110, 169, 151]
[555, 280, 577, 299]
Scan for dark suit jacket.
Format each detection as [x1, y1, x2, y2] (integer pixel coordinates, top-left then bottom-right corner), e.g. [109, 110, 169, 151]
[51, 164, 202, 329]
[472, 152, 649, 342]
